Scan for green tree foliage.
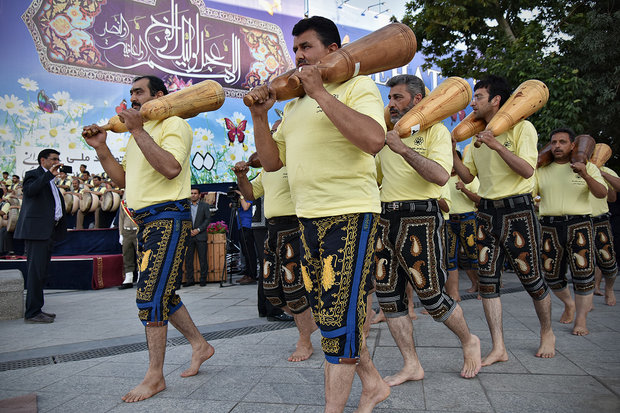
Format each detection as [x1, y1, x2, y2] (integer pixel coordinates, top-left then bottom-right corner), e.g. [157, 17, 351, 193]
[401, 1, 619, 169]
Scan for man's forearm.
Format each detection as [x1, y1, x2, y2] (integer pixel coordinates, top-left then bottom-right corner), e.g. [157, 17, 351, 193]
[495, 145, 534, 179]
[132, 129, 181, 179]
[236, 175, 255, 201]
[251, 112, 282, 172]
[399, 148, 449, 186]
[452, 154, 475, 184]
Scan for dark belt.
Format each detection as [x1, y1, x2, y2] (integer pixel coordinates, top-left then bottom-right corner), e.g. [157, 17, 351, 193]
[381, 200, 438, 214]
[449, 212, 475, 221]
[591, 212, 611, 222]
[479, 194, 531, 210]
[540, 215, 590, 224]
[267, 215, 298, 225]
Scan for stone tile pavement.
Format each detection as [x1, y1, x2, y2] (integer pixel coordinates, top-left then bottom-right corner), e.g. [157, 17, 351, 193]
[0, 270, 619, 412]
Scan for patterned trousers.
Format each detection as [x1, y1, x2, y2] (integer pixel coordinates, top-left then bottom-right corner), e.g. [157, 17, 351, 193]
[375, 201, 456, 322]
[133, 199, 192, 326]
[446, 211, 478, 271]
[263, 215, 310, 314]
[299, 213, 377, 364]
[540, 215, 595, 294]
[476, 194, 548, 300]
[591, 213, 618, 279]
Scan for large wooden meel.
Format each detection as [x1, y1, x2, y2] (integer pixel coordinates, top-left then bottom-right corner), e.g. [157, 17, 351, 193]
[570, 134, 596, 164]
[393, 77, 472, 138]
[537, 142, 553, 168]
[591, 143, 612, 167]
[473, 79, 549, 148]
[243, 69, 305, 107]
[451, 111, 486, 142]
[243, 23, 417, 107]
[92, 80, 225, 134]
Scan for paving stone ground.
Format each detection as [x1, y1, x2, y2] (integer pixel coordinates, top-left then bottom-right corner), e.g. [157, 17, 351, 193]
[0, 270, 619, 412]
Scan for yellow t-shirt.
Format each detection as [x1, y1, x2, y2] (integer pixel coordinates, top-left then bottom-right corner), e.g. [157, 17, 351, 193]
[439, 182, 451, 220]
[122, 117, 192, 210]
[0, 202, 9, 215]
[376, 122, 452, 202]
[447, 174, 479, 214]
[464, 120, 538, 200]
[535, 161, 604, 216]
[273, 76, 384, 218]
[590, 166, 619, 216]
[251, 168, 296, 219]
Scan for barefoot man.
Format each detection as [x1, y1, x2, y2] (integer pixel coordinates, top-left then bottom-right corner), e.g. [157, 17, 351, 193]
[233, 145, 318, 362]
[592, 165, 620, 306]
[83, 75, 214, 402]
[452, 75, 556, 365]
[245, 15, 390, 413]
[536, 128, 607, 335]
[374, 75, 481, 384]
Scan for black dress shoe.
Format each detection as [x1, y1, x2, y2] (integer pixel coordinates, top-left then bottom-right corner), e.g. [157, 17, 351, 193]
[183, 281, 195, 287]
[118, 283, 133, 290]
[41, 311, 56, 318]
[267, 313, 294, 322]
[199, 281, 206, 287]
[25, 313, 54, 323]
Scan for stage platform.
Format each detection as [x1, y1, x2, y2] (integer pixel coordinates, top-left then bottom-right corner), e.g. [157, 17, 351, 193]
[3, 228, 123, 290]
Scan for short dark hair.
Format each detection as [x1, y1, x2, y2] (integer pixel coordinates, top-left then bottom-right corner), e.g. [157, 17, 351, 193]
[550, 127, 576, 142]
[133, 75, 168, 96]
[474, 75, 511, 107]
[12, 175, 19, 180]
[191, 186, 200, 192]
[292, 16, 341, 48]
[93, 175, 102, 181]
[80, 164, 87, 169]
[386, 75, 426, 99]
[2, 172, 8, 175]
[37, 149, 60, 165]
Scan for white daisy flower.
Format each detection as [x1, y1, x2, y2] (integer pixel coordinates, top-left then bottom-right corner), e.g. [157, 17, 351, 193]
[18, 78, 39, 92]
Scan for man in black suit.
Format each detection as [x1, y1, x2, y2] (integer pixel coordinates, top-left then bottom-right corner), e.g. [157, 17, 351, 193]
[183, 187, 211, 287]
[14, 149, 67, 323]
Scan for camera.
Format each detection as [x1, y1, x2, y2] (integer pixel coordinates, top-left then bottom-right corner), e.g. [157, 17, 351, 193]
[60, 165, 73, 174]
[226, 185, 240, 200]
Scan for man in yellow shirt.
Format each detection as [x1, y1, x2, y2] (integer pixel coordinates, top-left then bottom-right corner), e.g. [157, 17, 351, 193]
[536, 128, 607, 335]
[234, 148, 317, 363]
[375, 75, 481, 385]
[446, 152, 481, 298]
[245, 16, 390, 412]
[83, 75, 214, 403]
[592, 165, 619, 306]
[452, 75, 556, 366]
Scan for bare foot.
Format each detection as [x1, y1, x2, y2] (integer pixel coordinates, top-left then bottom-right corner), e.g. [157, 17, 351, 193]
[466, 284, 478, 293]
[481, 347, 508, 366]
[122, 376, 166, 403]
[288, 339, 313, 362]
[383, 363, 425, 386]
[371, 309, 386, 324]
[180, 342, 215, 377]
[356, 377, 391, 413]
[593, 289, 603, 296]
[605, 288, 616, 306]
[461, 334, 481, 378]
[535, 330, 556, 358]
[572, 318, 589, 336]
[559, 303, 575, 324]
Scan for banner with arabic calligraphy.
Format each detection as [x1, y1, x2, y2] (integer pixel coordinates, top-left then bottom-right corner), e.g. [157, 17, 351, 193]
[23, 0, 295, 99]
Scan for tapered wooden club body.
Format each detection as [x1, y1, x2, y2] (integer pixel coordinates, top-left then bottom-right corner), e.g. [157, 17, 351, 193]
[393, 77, 472, 138]
[451, 111, 486, 142]
[89, 80, 225, 135]
[474, 79, 549, 148]
[590, 143, 612, 167]
[570, 134, 596, 164]
[243, 23, 417, 107]
[537, 142, 553, 168]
